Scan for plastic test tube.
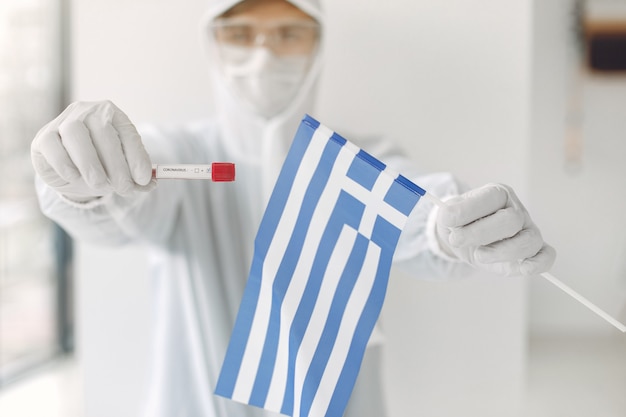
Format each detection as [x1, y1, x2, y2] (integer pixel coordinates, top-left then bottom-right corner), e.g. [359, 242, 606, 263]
[152, 163, 235, 182]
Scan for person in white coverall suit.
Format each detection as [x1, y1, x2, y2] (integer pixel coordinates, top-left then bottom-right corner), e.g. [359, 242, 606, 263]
[30, 0, 556, 416]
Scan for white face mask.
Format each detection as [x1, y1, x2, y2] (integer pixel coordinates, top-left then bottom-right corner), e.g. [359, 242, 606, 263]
[218, 45, 313, 119]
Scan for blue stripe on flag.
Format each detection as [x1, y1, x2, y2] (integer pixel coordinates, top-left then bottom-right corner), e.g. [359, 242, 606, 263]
[281, 190, 365, 415]
[303, 114, 321, 131]
[355, 148, 386, 172]
[325, 217, 398, 417]
[396, 174, 426, 197]
[384, 176, 423, 217]
[347, 152, 379, 191]
[329, 132, 347, 148]
[299, 231, 370, 417]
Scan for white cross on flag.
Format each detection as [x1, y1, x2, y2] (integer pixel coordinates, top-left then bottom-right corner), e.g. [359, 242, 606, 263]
[216, 115, 426, 417]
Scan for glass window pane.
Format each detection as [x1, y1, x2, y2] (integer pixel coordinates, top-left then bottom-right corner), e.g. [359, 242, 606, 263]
[0, 0, 67, 385]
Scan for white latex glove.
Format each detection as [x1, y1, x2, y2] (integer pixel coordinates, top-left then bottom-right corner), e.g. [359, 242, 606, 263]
[31, 100, 155, 203]
[435, 183, 556, 276]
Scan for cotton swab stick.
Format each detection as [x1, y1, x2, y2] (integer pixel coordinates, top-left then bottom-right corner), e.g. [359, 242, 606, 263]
[539, 272, 626, 332]
[423, 192, 626, 333]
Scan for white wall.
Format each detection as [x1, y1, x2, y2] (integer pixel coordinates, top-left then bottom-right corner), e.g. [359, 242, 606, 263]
[530, 0, 626, 336]
[71, 0, 214, 122]
[71, 1, 533, 416]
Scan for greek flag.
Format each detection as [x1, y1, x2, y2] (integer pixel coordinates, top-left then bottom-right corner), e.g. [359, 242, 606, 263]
[216, 115, 425, 417]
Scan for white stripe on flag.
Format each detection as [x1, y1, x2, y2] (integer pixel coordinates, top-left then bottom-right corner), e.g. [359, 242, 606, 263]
[231, 124, 334, 403]
[307, 238, 381, 417]
[292, 224, 359, 416]
[264, 144, 356, 410]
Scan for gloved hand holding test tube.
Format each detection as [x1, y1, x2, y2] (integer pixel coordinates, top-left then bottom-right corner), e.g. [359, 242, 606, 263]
[30, 101, 236, 204]
[423, 191, 626, 333]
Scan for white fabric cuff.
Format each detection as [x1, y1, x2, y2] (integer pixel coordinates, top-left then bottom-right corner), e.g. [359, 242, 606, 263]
[425, 203, 461, 263]
[57, 192, 112, 210]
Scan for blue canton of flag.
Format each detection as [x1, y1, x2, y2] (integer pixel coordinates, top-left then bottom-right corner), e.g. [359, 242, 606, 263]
[216, 115, 426, 417]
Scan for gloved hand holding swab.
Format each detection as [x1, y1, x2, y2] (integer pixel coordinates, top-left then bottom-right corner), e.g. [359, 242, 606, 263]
[423, 190, 626, 333]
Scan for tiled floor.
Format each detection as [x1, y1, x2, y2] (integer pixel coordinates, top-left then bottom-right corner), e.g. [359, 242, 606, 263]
[0, 357, 82, 417]
[1, 336, 625, 417]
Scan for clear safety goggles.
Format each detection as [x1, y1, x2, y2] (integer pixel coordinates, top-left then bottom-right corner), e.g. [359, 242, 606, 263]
[210, 18, 321, 56]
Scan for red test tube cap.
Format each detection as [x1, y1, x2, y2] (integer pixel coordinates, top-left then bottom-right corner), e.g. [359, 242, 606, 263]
[211, 162, 236, 182]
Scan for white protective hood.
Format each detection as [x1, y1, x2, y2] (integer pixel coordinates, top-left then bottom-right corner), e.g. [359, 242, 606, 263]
[200, 0, 324, 199]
